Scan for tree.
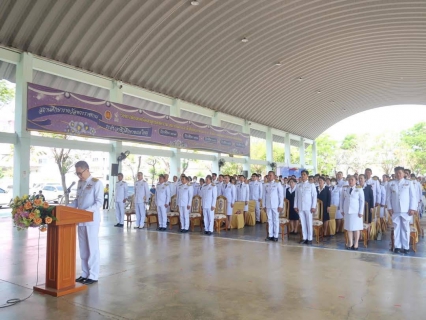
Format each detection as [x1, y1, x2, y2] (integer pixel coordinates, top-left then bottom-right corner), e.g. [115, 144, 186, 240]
[181, 158, 190, 174]
[0, 80, 14, 111]
[125, 155, 142, 184]
[315, 134, 337, 175]
[39, 133, 78, 204]
[221, 162, 243, 175]
[372, 132, 402, 175]
[401, 122, 426, 174]
[147, 157, 159, 185]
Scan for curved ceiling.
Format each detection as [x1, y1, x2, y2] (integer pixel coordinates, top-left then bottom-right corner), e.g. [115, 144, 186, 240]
[1, 0, 426, 139]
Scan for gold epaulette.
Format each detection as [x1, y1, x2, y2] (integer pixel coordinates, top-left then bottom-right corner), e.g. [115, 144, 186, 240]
[356, 185, 362, 188]
[373, 177, 378, 181]
[211, 183, 215, 186]
[92, 178, 99, 182]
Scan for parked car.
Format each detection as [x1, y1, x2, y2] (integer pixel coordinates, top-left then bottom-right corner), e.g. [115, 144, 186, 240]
[41, 185, 64, 203]
[0, 187, 12, 208]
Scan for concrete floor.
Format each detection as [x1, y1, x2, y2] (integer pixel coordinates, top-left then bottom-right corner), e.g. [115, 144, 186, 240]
[1, 208, 426, 319]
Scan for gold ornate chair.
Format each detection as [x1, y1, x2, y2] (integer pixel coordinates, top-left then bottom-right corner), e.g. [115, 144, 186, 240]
[245, 200, 256, 226]
[167, 195, 180, 230]
[214, 196, 227, 233]
[146, 195, 158, 228]
[260, 200, 268, 223]
[328, 205, 337, 235]
[125, 194, 136, 228]
[231, 201, 245, 229]
[189, 195, 203, 232]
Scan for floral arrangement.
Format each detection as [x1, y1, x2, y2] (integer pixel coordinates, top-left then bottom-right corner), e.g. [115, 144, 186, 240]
[10, 195, 56, 231]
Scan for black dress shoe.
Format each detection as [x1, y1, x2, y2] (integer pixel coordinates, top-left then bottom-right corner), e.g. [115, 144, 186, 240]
[114, 223, 120, 227]
[352, 247, 359, 251]
[208, 231, 213, 235]
[119, 224, 124, 227]
[265, 237, 272, 241]
[303, 240, 308, 244]
[180, 229, 183, 233]
[274, 238, 278, 242]
[299, 240, 306, 244]
[394, 248, 401, 254]
[307, 240, 312, 245]
[76, 276, 86, 283]
[402, 249, 409, 254]
[346, 246, 352, 250]
[204, 231, 208, 234]
[185, 230, 190, 233]
[82, 279, 98, 285]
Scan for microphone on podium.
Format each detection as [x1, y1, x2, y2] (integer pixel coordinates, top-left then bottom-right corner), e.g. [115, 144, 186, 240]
[66, 181, 76, 194]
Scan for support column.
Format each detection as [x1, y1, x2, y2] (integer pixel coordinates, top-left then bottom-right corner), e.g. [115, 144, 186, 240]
[299, 137, 306, 169]
[266, 127, 273, 172]
[109, 81, 123, 204]
[242, 121, 251, 177]
[169, 99, 181, 178]
[312, 141, 318, 174]
[13, 52, 33, 197]
[284, 133, 290, 166]
[211, 112, 220, 174]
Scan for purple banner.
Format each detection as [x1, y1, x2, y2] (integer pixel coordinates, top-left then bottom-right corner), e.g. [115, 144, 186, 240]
[27, 83, 250, 156]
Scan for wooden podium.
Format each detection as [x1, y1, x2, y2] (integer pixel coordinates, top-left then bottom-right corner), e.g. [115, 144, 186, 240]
[34, 206, 93, 297]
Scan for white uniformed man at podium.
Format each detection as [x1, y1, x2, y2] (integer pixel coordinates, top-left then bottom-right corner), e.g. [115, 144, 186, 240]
[114, 173, 128, 227]
[69, 161, 103, 285]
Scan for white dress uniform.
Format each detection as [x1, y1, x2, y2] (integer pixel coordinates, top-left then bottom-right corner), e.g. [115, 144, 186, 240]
[366, 177, 381, 205]
[386, 178, 417, 250]
[196, 184, 203, 197]
[69, 176, 103, 281]
[330, 185, 343, 219]
[337, 179, 348, 188]
[412, 179, 422, 210]
[222, 182, 236, 216]
[262, 180, 284, 238]
[201, 182, 217, 232]
[341, 186, 365, 231]
[134, 179, 150, 228]
[156, 182, 171, 228]
[380, 182, 387, 218]
[236, 182, 250, 211]
[115, 180, 128, 224]
[192, 182, 200, 197]
[169, 181, 178, 197]
[216, 181, 223, 196]
[177, 182, 194, 230]
[294, 181, 317, 241]
[249, 180, 263, 221]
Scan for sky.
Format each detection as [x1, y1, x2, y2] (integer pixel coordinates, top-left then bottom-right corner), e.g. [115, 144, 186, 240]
[323, 105, 426, 141]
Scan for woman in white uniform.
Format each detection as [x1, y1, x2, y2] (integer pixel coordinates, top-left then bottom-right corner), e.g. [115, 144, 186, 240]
[340, 176, 365, 250]
[330, 178, 343, 232]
